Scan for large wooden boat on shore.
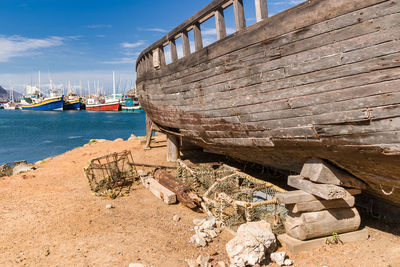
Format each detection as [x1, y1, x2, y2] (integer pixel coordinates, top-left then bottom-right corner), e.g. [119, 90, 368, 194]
[136, 0, 400, 207]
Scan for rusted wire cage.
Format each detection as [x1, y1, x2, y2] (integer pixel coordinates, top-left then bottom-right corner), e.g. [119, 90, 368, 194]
[84, 150, 138, 198]
[177, 160, 288, 233]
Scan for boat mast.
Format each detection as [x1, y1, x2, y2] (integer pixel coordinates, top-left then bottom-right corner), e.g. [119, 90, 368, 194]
[112, 71, 116, 99]
[38, 70, 41, 96]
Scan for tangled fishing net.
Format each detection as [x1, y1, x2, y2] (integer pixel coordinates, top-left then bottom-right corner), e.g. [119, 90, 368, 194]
[84, 150, 138, 199]
[177, 160, 287, 233]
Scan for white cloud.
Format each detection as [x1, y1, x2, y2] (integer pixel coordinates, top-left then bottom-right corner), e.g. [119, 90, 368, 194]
[0, 35, 64, 62]
[137, 27, 168, 33]
[102, 57, 137, 65]
[86, 24, 112, 29]
[121, 40, 146, 49]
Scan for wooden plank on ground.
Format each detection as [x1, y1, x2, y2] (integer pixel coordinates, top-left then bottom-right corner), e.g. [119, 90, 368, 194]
[300, 158, 366, 189]
[278, 228, 368, 254]
[143, 177, 177, 205]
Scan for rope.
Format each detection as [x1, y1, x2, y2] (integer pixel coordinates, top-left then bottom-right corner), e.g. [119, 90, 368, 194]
[379, 184, 396, 196]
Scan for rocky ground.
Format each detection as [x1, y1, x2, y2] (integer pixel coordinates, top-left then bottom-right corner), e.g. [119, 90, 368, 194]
[0, 135, 399, 267]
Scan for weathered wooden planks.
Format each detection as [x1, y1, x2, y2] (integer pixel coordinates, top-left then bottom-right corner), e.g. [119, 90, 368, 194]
[288, 175, 352, 200]
[288, 197, 355, 213]
[136, 0, 400, 206]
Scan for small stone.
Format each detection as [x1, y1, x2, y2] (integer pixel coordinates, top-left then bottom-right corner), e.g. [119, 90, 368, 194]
[114, 138, 124, 142]
[284, 259, 294, 266]
[196, 235, 207, 247]
[200, 217, 216, 230]
[205, 229, 218, 238]
[217, 261, 226, 267]
[129, 264, 146, 267]
[270, 252, 286, 266]
[173, 215, 181, 222]
[44, 249, 50, 256]
[193, 218, 206, 226]
[196, 254, 210, 266]
[214, 228, 221, 234]
[106, 204, 114, 209]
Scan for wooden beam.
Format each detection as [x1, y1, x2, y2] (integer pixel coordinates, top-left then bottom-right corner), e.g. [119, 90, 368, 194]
[182, 30, 191, 57]
[276, 190, 317, 204]
[285, 208, 361, 240]
[300, 158, 367, 189]
[288, 175, 352, 200]
[159, 46, 166, 66]
[215, 8, 227, 40]
[289, 196, 355, 213]
[233, 0, 246, 31]
[170, 39, 178, 62]
[255, 0, 268, 22]
[193, 22, 203, 51]
[167, 134, 180, 162]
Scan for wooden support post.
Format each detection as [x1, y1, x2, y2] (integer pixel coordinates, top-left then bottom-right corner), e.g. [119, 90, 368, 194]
[288, 175, 351, 200]
[300, 158, 366, 189]
[144, 115, 153, 149]
[193, 22, 203, 51]
[170, 39, 178, 62]
[233, 0, 246, 31]
[159, 46, 166, 66]
[182, 30, 191, 57]
[167, 134, 180, 162]
[255, 0, 268, 22]
[215, 8, 227, 40]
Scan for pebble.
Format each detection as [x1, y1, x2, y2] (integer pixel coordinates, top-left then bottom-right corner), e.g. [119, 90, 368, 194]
[173, 215, 181, 222]
[129, 264, 146, 267]
[106, 204, 115, 209]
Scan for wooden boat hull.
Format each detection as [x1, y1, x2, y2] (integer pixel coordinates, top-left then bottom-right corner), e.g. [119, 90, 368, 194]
[136, 0, 400, 205]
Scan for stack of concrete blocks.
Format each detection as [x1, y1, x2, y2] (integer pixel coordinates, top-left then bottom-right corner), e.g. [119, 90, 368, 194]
[276, 158, 369, 253]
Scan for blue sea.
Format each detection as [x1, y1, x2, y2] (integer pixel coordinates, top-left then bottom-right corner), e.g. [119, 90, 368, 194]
[0, 110, 146, 164]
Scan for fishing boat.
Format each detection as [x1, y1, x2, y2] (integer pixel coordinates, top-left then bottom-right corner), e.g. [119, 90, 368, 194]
[136, 0, 400, 208]
[121, 95, 144, 112]
[63, 93, 81, 110]
[86, 72, 120, 111]
[21, 94, 64, 111]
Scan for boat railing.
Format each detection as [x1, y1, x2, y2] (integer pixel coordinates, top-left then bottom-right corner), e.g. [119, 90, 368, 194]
[136, 0, 271, 76]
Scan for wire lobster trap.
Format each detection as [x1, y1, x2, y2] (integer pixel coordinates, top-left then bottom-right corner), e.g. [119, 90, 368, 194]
[84, 150, 138, 198]
[177, 160, 288, 233]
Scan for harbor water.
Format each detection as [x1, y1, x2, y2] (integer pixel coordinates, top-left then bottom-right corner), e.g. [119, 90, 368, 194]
[0, 110, 146, 164]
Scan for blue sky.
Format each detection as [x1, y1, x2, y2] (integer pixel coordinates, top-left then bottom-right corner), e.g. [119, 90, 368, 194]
[0, 0, 304, 94]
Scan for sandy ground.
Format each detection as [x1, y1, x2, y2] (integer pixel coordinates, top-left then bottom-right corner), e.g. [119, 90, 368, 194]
[0, 135, 399, 267]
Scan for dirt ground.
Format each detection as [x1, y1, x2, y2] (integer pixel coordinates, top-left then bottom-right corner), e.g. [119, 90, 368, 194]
[0, 135, 399, 267]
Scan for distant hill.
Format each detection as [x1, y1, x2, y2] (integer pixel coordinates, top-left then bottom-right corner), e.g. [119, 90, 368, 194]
[0, 86, 8, 102]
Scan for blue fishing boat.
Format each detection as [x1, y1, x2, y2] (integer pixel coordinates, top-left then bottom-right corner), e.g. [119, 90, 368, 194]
[63, 94, 81, 110]
[21, 95, 64, 111]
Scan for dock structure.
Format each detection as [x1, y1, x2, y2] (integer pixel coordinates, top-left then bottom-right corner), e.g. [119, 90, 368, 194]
[136, 0, 400, 208]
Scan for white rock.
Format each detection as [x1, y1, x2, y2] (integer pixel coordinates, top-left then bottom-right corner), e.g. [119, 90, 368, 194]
[217, 261, 226, 267]
[226, 231, 265, 267]
[173, 215, 181, 222]
[114, 138, 124, 142]
[270, 252, 286, 266]
[196, 254, 210, 266]
[200, 217, 216, 230]
[284, 259, 294, 266]
[129, 264, 146, 267]
[193, 218, 206, 226]
[237, 220, 276, 252]
[13, 163, 33, 175]
[105, 204, 114, 209]
[205, 229, 218, 238]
